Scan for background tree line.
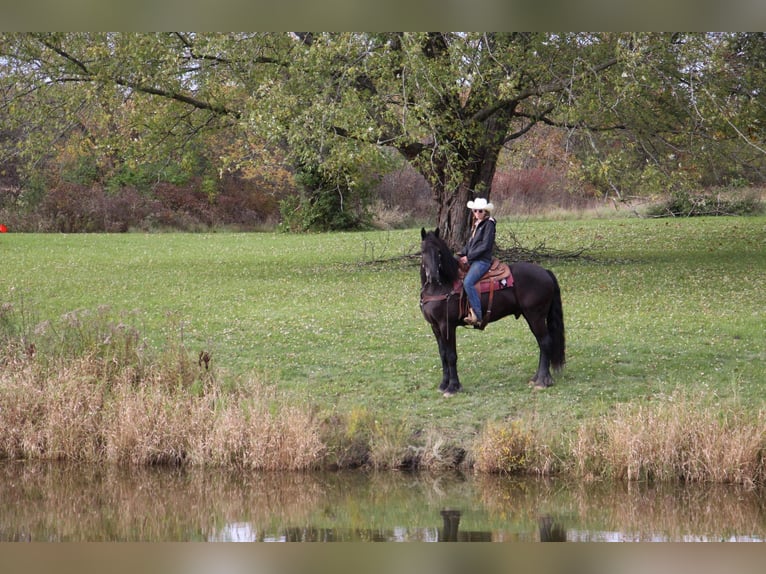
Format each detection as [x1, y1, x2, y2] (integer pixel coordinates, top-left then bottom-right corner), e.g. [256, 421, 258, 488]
[0, 32, 764, 245]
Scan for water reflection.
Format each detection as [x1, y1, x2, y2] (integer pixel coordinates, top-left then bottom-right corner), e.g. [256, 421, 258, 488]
[1, 461, 765, 542]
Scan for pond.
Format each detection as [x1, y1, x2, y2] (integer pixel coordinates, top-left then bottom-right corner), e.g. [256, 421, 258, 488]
[2, 460, 765, 542]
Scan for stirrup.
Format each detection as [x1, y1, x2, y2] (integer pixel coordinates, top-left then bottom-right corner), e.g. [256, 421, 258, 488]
[463, 309, 481, 326]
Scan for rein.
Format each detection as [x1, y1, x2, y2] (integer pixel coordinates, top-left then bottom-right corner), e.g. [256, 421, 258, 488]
[420, 277, 500, 331]
[420, 288, 458, 304]
[420, 284, 461, 339]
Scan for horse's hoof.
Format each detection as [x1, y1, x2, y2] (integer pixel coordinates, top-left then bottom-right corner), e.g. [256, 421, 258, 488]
[533, 381, 553, 390]
[443, 390, 456, 397]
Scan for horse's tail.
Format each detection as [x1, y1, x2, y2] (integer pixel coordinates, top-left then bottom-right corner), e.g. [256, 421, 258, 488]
[546, 269, 566, 371]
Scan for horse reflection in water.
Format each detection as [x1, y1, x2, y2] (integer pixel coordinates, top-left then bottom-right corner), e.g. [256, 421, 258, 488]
[538, 514, 568, 542]
[439, 510, 492, 542]
[440, 509, 567, 542]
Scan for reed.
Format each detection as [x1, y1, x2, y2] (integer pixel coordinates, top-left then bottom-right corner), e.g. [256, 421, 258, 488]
[568, 392, 766, 486]
[469, 390, 766, 486]
[0, 312, 324, 470]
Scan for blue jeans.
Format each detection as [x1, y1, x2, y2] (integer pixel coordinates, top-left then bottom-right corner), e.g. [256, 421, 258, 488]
[464, 260, 491, 321]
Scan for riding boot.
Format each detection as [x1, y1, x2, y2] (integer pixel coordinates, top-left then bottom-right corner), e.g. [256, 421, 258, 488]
[464, 308, 481, 326]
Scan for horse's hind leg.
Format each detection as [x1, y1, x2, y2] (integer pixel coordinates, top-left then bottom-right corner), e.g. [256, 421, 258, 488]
[524, 312, 555, 389]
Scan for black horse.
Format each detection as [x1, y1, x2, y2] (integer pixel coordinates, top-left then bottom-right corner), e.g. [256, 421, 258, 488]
[420, 228, 565, 395]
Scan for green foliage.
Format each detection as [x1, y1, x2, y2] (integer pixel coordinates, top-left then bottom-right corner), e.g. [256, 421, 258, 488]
[645, 187, 764, 217]
[106, 161, 192, 195]
[16, 171, 48, 209]
[279, 164, 373, 232]
[62, 155, 100, 186]
[563, 33, 766, 199]
[2, 32, 766, 243]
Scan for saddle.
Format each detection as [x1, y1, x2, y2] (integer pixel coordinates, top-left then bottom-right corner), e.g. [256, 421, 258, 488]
[457, 258, 513, 294]
[455, 258, 513, 329]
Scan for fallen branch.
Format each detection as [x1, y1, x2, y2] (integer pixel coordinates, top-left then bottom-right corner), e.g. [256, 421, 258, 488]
[358, 230, 591, 268]
[495, 230, 591, 262]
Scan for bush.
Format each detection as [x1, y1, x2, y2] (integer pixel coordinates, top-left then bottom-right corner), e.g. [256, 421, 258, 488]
[8, 173, 291, 232]
[370, 165, 433, 228]
[40, 183, 106, 232]
[279, 167, 372, 232]
[473, 420, 534, 475]
[645, 187, 765, 218]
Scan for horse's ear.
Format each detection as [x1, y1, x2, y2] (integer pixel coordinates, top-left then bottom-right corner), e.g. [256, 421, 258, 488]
[434, 228, 440, 238]
[421, 227, 427, 240]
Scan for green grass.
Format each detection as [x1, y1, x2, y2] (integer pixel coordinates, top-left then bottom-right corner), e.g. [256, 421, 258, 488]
[2, 216, 765, 457]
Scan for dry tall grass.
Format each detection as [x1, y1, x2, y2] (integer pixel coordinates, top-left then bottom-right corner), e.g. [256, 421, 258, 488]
[569, 394, 766, 486]
[471, 393, 766, 487]
[7, 336, 764, 482]
[0, 337, 324, 470]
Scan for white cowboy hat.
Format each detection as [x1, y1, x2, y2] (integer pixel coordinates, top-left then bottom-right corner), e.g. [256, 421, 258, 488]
[466, 197, 494, 211]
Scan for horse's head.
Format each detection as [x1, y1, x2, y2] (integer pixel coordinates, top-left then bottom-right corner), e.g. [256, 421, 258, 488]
[420, 227, 458, 287]
[420, 228, 441, 285]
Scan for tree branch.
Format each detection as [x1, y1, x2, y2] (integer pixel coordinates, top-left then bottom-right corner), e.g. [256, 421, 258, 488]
[516, 111, 626, 135]
[470, 56, 620, 125]
[115, 79, 242, 119]
[37, 35, 243, 120]
[173, 32, 282, 67]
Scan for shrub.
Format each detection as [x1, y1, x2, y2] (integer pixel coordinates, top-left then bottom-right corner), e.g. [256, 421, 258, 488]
[370, 166, 432, 228]
[491, 168, 600, 216]
[40, 183, 105, 232]
[645, 187, 765, 218]
[473, 420, 534, 475]
[279, 164, 374, 232]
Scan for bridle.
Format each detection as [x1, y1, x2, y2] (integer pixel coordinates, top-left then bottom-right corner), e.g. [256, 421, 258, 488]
[419, 248, 461, 337]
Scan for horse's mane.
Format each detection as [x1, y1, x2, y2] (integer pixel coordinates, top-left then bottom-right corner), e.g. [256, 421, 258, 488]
[422, 229, 460, 283]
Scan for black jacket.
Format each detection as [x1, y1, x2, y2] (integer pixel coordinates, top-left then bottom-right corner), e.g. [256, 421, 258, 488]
[458, 217, 496, 265]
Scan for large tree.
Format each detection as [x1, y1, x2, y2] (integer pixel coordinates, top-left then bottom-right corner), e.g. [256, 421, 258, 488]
[275, 32, 628, 246]
[2, 33, 763, 244]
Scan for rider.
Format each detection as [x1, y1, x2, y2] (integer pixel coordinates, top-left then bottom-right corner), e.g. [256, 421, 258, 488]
[457, 197, 496, 327]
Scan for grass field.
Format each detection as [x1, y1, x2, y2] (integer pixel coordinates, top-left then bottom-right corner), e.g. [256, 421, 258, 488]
[2, 215, 765, 477]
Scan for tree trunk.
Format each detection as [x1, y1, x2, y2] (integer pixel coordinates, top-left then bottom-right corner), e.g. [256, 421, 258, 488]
[433, 181, 473, 251]
[431, 116, 509, 250]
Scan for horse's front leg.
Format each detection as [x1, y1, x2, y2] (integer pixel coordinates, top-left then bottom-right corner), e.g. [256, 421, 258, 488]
[430, 323, 451, 392]
[431, 323, 461, 396]
[441, 325, 461, 397]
